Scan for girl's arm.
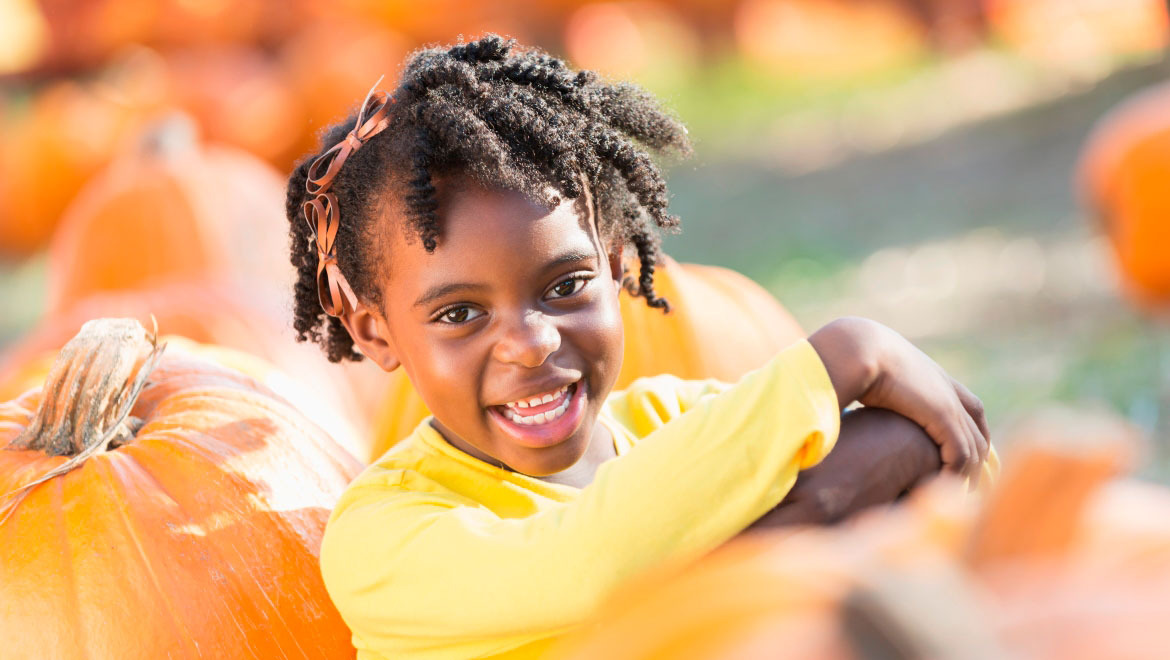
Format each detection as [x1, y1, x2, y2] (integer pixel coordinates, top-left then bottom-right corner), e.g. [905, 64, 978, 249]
[746, 407, 941, 530]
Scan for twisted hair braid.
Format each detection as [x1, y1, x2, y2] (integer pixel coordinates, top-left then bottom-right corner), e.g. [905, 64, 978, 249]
[285, 34, 692, 362]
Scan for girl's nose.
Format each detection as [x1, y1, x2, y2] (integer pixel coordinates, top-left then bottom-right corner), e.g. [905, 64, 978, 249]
[492, 311, 561, 368]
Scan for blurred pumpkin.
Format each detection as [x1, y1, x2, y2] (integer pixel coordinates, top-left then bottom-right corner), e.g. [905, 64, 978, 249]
[367, 256, 804, 458]
[1078, 81, 1170, 306]
[277, 17, 409, 156]
[552, 407, 1170, 660]
[45, 115, 293, 315]
[0, 318, 361, 658]
[0, 74, 162, 258]
[336, 0, 532, 44]
[733, 0, 926, 77]
[563, 2, 700, 83]
[149, 0, 270, 48]
[31, 0, 157, 72]
[985, 0, 1169, 65]
[164, 47, 307, 170]
[0, 279, 381, 462]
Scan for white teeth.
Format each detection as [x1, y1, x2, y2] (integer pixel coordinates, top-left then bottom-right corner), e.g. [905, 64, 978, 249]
[504, 385, 571, 412]
[501, 386, 574, 426]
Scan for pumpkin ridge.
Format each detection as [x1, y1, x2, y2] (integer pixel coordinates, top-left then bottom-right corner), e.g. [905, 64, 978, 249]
[97, 455, 202, 653]
[101, 440, 292, 650]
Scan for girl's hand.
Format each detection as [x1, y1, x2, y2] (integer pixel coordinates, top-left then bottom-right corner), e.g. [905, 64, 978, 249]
[808, 317, 991, 479]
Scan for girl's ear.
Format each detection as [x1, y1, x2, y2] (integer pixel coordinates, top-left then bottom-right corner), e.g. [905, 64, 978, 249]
[338, 299, 402, 373]
[606, 242, 624, 290]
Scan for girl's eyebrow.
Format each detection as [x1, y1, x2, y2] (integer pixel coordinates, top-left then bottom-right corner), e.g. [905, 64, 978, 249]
[542, 249, 597, 271]
[413, 250, 598, 309]
[413, 282, 488, 309]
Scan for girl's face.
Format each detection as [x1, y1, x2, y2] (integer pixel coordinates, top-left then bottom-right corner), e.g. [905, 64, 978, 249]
[351, 177, 625, 476]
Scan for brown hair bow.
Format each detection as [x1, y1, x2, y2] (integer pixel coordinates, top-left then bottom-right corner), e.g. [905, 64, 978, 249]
[303, 81, 394, 317]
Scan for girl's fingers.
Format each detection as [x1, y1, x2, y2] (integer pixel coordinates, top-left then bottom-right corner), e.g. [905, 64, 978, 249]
[952, 377, 990, 453]
[961, 410, 985, 485]
[936, 418, 973, 475]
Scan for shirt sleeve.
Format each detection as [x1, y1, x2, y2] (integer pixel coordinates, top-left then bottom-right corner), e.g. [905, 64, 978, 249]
[319, 339, 840, 658]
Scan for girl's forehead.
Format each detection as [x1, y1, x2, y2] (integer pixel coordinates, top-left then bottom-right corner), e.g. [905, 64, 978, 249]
[381, 178, 608, 277]
[385, 174, 607, 249]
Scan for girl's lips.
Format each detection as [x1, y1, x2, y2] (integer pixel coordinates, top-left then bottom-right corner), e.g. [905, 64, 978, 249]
[488, 381, 586, 449]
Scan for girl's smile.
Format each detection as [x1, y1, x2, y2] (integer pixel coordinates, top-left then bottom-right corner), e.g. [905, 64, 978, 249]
[488, 379, 587, 448]
[343, 175, 625, 477]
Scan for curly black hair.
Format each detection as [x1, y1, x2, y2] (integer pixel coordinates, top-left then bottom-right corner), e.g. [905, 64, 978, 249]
[286, 34, 693, 362]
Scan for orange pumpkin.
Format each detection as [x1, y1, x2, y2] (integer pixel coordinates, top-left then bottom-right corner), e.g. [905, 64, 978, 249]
[733, 0, 926, 77]
[148, 0, 270, 48]
[277, 17, 409, 158]
[367, 256, 805, 458]
[336, 0, 525, 43]
[0, 279, 380, 462]
[164, 47, 307, 171]
[45, 116, 293, 315]
[1078, 81, 1170, 306]
[0, 318, 361, 658]
[0, 76, 161, 258]
[985, 0, 1169, 64]
[30, 0, 157, 72]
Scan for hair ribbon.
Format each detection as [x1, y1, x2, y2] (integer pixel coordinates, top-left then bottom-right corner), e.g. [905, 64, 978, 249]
[303, 78, 394, 316]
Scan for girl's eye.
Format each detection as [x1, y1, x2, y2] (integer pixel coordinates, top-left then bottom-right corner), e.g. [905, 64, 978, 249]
[548, 276, 588, 299]
[436, 306, 483, 325]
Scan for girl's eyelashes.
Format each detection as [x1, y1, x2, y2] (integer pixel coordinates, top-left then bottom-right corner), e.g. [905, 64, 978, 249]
[546, 274, 593, 300]
[431, 274, 594, 325]
[434, 305, 485, 325]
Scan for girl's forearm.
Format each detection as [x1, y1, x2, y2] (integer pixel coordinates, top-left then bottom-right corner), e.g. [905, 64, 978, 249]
[745, 407, 941, 531]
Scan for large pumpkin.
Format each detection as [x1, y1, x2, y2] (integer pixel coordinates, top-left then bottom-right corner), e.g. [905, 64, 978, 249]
[45, 116, 293, 315]
[1078, 81, 1170, 306]
[0, 279, 380, 463]
[367, 256, 805, 458]
[0, 318, 362, 658]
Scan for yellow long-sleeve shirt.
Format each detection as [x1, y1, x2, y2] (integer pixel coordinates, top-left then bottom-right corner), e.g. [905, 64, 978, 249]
[319, 339, 840, 659]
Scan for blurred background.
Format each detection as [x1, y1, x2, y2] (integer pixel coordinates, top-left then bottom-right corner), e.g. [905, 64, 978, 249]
[2, 0, 1169, 475]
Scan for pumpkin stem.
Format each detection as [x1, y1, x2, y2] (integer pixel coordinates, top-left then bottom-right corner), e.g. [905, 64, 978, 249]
[140, 113, 199, 159]
[8, 318, 164, 458]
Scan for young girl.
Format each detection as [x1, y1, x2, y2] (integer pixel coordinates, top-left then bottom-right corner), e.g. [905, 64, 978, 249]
[286, 35, 991, 659]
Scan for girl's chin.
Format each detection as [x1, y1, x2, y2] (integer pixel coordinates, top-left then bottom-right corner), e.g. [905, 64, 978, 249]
[507, 441, 591, 478]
